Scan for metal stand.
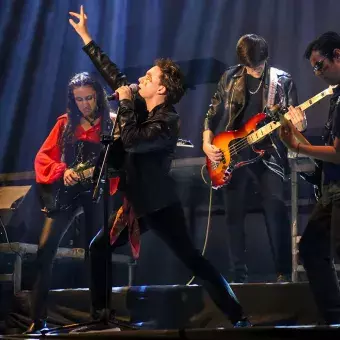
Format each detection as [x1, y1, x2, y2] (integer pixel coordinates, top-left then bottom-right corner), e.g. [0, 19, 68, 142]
[288, 152, 315, 282]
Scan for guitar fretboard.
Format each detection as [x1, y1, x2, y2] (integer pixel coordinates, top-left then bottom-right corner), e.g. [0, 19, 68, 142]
[247, 86, 335, 145]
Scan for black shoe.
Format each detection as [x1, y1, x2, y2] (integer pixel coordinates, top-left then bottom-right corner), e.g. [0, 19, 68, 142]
[234, 318, 252, 328]
[24, 320, 48, 334]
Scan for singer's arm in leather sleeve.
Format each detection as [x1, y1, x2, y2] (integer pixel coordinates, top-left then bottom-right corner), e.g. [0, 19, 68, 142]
[118, 99, 179, 153]
[82, 40, 128, 91]
[203, 71, 227, 131]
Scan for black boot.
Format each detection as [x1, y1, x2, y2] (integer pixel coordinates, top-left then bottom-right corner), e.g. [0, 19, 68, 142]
[24, 319, 48, 334]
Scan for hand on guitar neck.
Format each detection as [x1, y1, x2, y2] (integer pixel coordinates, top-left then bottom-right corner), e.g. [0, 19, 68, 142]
[279, 106, 311, 152]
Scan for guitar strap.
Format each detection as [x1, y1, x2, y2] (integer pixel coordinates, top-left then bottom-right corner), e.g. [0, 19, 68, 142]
[267, 67, 279, 108]
[263, 67, 287, 179]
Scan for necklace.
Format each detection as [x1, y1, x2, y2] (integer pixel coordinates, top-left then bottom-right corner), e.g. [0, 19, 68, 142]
[248, 73, 264, 95]
[83, 114, 96, 126]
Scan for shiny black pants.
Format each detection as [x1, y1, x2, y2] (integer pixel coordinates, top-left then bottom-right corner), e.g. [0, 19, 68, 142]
[30, 194, 100, 321]
[90, 202, 245, 325]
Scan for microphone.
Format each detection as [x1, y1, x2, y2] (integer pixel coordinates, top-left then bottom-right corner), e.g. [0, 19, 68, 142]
[107, 84, 139, 101]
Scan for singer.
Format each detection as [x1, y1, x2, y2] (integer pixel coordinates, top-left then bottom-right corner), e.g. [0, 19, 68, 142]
[203, 34, 306, 283]
[69, 5, 250, 328]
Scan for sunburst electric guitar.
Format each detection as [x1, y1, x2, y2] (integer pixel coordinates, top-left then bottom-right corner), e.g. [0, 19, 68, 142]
[206, 85, 336, 189]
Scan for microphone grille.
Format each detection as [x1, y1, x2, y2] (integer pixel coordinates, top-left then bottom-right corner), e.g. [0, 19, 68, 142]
[130, 83, 140, 94]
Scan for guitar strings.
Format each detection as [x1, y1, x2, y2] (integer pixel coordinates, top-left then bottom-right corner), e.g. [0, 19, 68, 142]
[218, 125, 277, 157]
[212, 87, 334, 163]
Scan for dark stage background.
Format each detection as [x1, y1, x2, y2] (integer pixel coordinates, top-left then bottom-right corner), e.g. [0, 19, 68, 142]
[0, 0, 338, 285]
[1, 0, 340, 172]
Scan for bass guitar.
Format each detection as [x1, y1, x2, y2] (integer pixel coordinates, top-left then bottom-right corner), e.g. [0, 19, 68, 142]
[206, 85, 336, 189]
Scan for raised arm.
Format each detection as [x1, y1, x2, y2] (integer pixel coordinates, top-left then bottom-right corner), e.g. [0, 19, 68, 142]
[69, 5, 127, 91]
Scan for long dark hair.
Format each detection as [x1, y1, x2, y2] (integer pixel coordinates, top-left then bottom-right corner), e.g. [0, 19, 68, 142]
[236, 34, 268, 67]
[60, 72, 111, 152]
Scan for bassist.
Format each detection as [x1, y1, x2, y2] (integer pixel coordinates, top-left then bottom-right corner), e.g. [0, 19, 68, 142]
[202, 34, 306, 283]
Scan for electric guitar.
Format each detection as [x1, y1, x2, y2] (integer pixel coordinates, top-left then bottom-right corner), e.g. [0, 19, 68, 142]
[37, 159, 96, 215]
[37, 138, 126, 215]
[206, 85, 336, 189]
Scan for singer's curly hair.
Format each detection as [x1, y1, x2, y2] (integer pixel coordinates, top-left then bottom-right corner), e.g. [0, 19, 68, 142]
[155, 58, 186, 104]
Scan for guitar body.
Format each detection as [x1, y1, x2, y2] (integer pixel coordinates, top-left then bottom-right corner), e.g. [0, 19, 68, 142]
[37, 138, 127, 216]
[206, 85, 337, 190]
[37, 179, 93, 215]
[206, 113, 267, 189]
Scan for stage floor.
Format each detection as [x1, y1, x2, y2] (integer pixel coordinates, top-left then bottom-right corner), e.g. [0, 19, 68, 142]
[2, 325, 340, 340]
[0, 282, 321, 335]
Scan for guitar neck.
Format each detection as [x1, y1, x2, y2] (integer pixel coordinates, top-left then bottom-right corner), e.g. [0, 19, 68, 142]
[298, 87, 333, 111]
[247, 86, 335, 145]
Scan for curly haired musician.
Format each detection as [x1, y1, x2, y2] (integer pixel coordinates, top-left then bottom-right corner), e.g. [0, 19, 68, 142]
[203, 34, 307, 283]
[26, 72, 119, 333]
[68, 5, 251, 329]
[280, 31, 340, 325]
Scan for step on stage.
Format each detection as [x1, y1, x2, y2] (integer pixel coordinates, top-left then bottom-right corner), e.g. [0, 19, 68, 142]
[2, 282, 340, 339]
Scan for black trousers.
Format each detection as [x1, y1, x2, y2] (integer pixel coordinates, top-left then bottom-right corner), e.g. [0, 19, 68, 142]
[30, 194, 101, 321]
[90, 202, 245, 325]
[222, 160, 291, 282]
[299, 195, 340, 324]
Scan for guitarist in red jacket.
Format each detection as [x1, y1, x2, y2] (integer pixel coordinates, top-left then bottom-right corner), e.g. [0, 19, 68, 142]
[27, 72, 120, 333]
[203, 34, 306, 283]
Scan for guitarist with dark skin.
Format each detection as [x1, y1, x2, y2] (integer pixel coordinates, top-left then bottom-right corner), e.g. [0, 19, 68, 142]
[279, 31, 340, 325]
[27, 72, 119, 333]
[203, 34, 306, 283]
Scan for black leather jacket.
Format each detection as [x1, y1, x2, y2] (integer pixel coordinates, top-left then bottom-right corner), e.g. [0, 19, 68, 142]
[204, 64, 300, 178]
[83, 41, 180, 217]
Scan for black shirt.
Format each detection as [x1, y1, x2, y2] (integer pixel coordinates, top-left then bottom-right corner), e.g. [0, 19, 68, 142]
[323, 86, 340, 184]
[234, 74, 263, 129]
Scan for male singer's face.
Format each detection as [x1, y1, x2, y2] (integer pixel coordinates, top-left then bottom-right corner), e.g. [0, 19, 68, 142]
[138, 66, 165, 100]
[73, 85, 97, 117]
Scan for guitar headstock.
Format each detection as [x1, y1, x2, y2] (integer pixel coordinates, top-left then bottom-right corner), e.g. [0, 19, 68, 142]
[325, 85, 338, 96]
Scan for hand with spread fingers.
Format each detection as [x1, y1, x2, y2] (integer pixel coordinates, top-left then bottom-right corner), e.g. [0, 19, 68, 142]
[69, 5, 92, 45]
[288, 105, 307, 131]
